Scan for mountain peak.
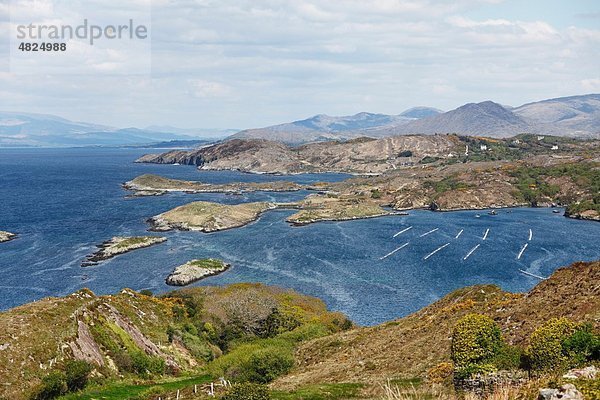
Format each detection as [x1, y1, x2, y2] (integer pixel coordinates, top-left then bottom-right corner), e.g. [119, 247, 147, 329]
[399, 107, 443, 119]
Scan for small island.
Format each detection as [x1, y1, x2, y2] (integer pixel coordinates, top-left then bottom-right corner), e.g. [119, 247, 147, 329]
[82, 236, 167, 266]
[0, 231, 16, 243]
[166, 258, 230, 286]
[149, 201, 280, 232]
[287, 195, 395, 225]
[124, 174, 303, 197]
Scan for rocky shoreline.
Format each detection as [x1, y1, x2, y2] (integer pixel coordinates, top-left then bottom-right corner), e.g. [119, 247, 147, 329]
[82, 236, 167, 266]
[0, 231, 16, 243]
[564, 209, 600, 222]
[165, 259, 230, 286]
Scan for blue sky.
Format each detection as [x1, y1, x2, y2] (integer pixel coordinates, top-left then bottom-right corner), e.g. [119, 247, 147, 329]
[0, 0, 599, 131]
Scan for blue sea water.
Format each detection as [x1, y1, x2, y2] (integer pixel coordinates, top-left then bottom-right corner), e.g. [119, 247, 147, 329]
[0, 147, 599, 325]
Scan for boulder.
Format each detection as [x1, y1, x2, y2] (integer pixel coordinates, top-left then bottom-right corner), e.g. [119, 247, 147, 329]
[538, 384, 583, 400]
[563, 365, 598, 380]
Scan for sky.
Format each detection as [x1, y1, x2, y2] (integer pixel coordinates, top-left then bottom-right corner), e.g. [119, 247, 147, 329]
[0, 0, 599, 130]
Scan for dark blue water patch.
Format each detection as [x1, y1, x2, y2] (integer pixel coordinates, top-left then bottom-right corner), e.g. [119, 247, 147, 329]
[0, 148, 599, 326]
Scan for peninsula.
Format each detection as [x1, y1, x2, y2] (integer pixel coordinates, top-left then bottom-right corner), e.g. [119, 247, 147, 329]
[124, 174, 304, 197]
[82, 236, 167, 266]
[165, 259, 230, 286]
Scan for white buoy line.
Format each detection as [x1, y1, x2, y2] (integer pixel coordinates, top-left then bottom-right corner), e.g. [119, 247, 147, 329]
[528, 229, 533, 241]
[419, 228, 439, 237]
[455, 229, 463, 239]
[424, 243, 450, 260]
[482, 228, 490, 240]
[393, 226, 413, 238]
[463, 244, 480, 260]
[379, 242, 410, 260]
[517, 243, 528, 259]
[519, 269, 546, 280]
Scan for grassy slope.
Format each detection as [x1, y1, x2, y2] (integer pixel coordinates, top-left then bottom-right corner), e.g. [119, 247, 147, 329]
[0, 284, 346, 400]
[274, 260, 600, 390]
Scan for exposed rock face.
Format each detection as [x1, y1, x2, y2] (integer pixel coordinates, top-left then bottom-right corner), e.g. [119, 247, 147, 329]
[166, 259, 230, 286]
[149, 201, 279, 232]
[68, 320, 105, 366]
[82, 236, 167, 266]
[539, 384, 583, 400]
[0, 231, 16, 243]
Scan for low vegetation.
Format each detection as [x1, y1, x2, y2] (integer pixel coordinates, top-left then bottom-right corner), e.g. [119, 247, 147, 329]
[1, 262, 598, 399]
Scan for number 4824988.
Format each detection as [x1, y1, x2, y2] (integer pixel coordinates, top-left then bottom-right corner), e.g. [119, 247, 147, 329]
[18, 42, 67, 52]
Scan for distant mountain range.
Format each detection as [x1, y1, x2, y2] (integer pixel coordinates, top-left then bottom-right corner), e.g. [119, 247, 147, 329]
[231, 94, 600, 144]
[2, 94, 599, 147]
[230, 107, 443, 144]
[0, 112, 233, 147]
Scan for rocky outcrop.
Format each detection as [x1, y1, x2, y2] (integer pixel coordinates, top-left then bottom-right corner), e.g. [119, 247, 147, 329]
[565, 208, 600, 222]
[539, 384, 583, 400]
[0, 231, 16, 243]
[166, 259, 230, 286]
[563, 366, 598, 380]
[68, 320, 105, 367]
[82, 236, 167, 266]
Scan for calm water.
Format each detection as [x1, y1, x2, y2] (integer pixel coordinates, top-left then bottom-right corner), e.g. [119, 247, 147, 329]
[0, 148, 599, 325]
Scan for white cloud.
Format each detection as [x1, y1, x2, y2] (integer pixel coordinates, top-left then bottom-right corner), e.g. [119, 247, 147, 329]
[1, 0, 599, 129]
[581, 79, 600, 92]
[188, 80, 232, 98]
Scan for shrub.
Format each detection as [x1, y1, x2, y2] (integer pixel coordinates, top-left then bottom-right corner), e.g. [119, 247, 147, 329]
[64, 360, 93, 392]
[181, 331, 214, 362]
[451, 314, 502, 377]
[221, 382, 271, 400]
[239, 347, 295, 383]
[527, 318, 578, 371]
[256, 308, 301, 338]
[130, 351, 166, 376]
[139, 289, 153, 297]
[562, 324, 600, 365]
[491, 343, 525, 371]
[33, 371, 67, 400]
[371, 189, 382, 199]
[398, 150, 413, 157]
